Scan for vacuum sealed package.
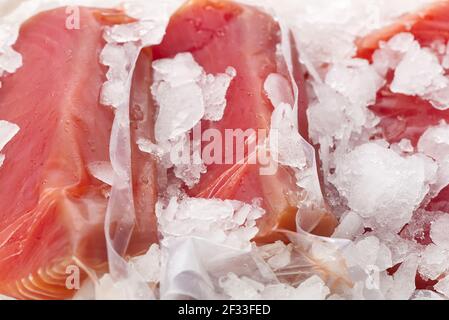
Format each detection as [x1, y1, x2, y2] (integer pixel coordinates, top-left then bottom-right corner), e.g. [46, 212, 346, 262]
[0, 0, 449, 301]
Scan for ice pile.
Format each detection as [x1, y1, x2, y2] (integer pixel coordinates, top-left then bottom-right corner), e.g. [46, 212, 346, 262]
[331, 142, 437, 231]
[153, 197, 269, 299]
[0, 120, 19, 168]
[307, 59, 384, 173]
[97, 0, 183, 300]
[373, 33, 449, 110]
[138, 52, 236, 188]
[157, 197, 264, 250]
[239, 0, 434, 75]
[220, 273, 329, 300]
[297, 1, 449, 300]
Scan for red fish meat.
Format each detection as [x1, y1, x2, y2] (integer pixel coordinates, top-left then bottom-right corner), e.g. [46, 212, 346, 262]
[0, 7, 157, 299]
[356, 1, 449, 289]
[153, 0, 337, 243]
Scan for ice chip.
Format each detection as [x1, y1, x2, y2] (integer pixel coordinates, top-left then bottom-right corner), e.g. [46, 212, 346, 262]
[0, 120, 19, 151]
[157, 197, 265, 250]
[270, 103, 307, 170]
[153, 53, 203, 87]
[153, 81, 204, 142]
[261, 276, 329, 300]
[130, 244, 161, 284]
[150, 53, 234, 187]
[201, 67, 236, 121]
[331, 142, 437, 231]
[87, 161, 114, 186]
[0, 120, 19, 168]
[391, 45, 446, 96]
[412, 290, 446, 300]
[137, 138, 165, 159]
[418, 244, 449, 280]
[435, 275, 449, 298]
[430, 215, 449, 249]
[325, 59, 384, 108]
[219, 273, 263, 300]
[264, 73, 294, 108]
[385, 254, 419, 300]
[332, 211, 364, 240]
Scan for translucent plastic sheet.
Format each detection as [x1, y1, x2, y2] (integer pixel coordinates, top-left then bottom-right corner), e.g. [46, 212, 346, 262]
[100, 1, 180, 299]
[160, 238, 278, 299]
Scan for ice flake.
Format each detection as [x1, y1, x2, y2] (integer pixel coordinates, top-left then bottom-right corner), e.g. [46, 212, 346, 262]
[262, 276, 330, 300]
[137, 138, 165, 159]
[95, 275, 128, 300]
[418, 244, 449, 280]
[152, 53, 235, 142]
[0, 23, 22, 87]
[270, 103, 307, 170]
[435, 275, 449, 298]
[391, 139, 414, 155]
[373, 33, 417, 76]
[325, 59, 384, 108]
[430, 215, 449, 249]
[343, 236, 392, 272]
[331, 142, 437, 231]
[100, 41, 145, 109]
[153, 53, 203, 87]
[382, 34, 449, 110]
[87, 161, 114, 186]
[219, 273, 264, 300]
[264, 73, 294, 108]
[273, 0, 430, 70]
[157, 197, 264, 250]
[392, 45, 447, 96]
[332, 211, 364, 240]
[130, 244, 161, 284]
[149, 53, 235, 187]
[307, 60, 382, 154]
[0, 120, 19, 168]
[384, 254, 419, 300]
[418, 124, 449, 194]
[103, 0, 174, 47]
[153, 80, 204, 142]
[307, 84, 351, 142]
[0, 294, 15, 300]
[99, 0, 179, 108]
[258, 241, 293, 270]
[219, 273, 329, 300]
[371, 32, 449, 109]
[376, 232, 418, 266]
[201, 67, 236, 121]
[0, 120, 19, 151]
[412, 290, 446, 300]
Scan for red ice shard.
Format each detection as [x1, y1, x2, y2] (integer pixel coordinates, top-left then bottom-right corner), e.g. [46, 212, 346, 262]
[0, 8, 157, 299]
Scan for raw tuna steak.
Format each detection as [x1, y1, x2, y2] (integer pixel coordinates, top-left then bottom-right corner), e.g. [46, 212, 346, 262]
[153, 0, 336, 243]
[0, 7, 157, 299]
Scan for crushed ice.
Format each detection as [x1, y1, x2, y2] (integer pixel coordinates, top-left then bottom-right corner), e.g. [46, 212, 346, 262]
[138, 52, 236, 187]
[0, 120, 19, 168]
[2, 0, 448, 301]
